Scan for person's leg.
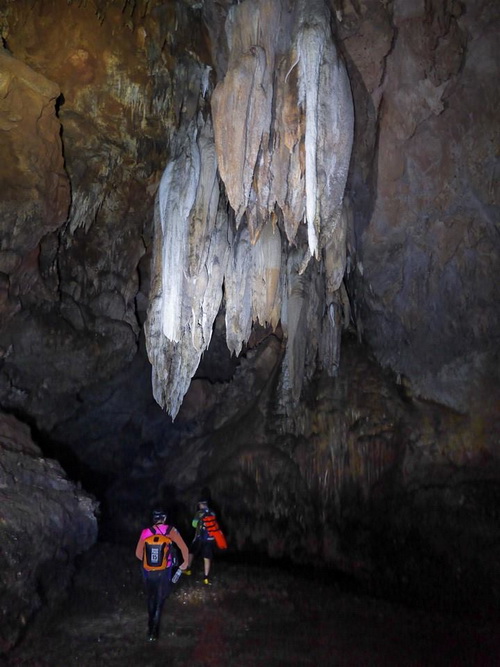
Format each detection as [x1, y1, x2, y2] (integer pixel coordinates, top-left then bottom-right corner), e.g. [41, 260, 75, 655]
[202, 541, 214, 583]
[143, 571, 160, 638]
[186, 538, 200, 574]
[152, 569, 173, 638]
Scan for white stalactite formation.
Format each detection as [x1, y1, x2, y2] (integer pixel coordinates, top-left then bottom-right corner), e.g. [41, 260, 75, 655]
[145, 0, 354, 418]
[145, 113, 229, 418]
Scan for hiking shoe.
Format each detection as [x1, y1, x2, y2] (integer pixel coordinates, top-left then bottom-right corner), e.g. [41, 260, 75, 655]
[148, 623, 159, 641]
[184, 569, 192, 576]
[203, 577, 211, 585]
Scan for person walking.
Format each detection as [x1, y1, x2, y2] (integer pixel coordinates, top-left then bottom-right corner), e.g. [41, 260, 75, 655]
[135, 508, 189, 641]
[185, 499, 220, 585]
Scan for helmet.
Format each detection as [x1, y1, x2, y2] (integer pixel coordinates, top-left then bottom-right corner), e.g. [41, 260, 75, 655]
[152, 509, 167, 523]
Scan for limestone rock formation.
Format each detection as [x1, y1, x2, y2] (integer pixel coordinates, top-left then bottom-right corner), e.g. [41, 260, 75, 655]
[0, 0, 202, 427]
[341, 0, 500, 415]
[0, 48, 70, 328]
[0, 413, 98, 653]
[146, 0, 354, 417]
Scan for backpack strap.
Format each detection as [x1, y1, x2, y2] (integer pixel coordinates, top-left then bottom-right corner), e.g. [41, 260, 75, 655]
[150, 524, 171, 536]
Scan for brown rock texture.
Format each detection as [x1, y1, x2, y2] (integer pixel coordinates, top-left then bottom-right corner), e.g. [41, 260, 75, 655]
[341, 0, 500, 415]
[1, 1, 496, 424]
[0, 48, 70, 326]
[0, 0, 205, 426]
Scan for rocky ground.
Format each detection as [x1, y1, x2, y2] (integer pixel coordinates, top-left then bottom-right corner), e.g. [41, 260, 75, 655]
[2, 543, 500, 667]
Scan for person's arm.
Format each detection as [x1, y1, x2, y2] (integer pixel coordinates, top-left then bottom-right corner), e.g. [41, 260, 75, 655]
[135, 528, 150, 560]
[135, 537, 144, 560]
[168, 527, 189, 569]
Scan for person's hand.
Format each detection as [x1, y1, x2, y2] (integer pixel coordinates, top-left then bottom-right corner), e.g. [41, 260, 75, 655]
[180, 561, 189, 570]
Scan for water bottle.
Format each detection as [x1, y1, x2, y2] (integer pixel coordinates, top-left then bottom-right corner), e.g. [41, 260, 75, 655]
[171, 567, 183, 584]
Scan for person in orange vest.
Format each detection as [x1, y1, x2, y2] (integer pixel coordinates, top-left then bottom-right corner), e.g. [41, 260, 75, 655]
[185, 499, 221, 585]
[135, 509, 189, 641]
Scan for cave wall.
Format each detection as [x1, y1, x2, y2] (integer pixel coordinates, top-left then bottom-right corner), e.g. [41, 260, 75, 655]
[0, 0, 499, 615]
[0, 0, 209, 428]
[0, 413, 97, 653]
[342, 0, 500, 416]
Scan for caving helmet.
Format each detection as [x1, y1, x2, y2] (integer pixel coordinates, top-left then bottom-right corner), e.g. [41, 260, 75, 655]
[152, 509, 167, 524]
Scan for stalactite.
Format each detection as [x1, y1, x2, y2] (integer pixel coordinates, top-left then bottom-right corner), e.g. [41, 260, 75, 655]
[297, 22, 324, 258]
[212, 0, 354, 411]
[145, 0, 354, 418]
[224, 225, 254, 357]
[145, 113, 229, 417]
[157, 125, 200, 343]
[252, 217, 283, 328]
[281, 249, 311, 401]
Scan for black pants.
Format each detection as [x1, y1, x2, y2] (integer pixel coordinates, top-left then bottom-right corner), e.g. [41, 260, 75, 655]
[142, 567, 173, 633]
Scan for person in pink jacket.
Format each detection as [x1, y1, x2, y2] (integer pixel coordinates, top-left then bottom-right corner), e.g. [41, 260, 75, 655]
[135, 509, 189, 641]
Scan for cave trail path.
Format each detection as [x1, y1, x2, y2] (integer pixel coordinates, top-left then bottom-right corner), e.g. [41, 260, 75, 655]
[5, 544, 500, 666]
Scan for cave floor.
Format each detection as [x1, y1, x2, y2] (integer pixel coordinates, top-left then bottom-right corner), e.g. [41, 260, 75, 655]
[4, 543, 500, 667]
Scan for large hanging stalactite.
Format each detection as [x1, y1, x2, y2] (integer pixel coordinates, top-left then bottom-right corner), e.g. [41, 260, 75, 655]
[145, 0, 354, 418]
[211, 0, 354, 261]
[145, 112, 230, 418]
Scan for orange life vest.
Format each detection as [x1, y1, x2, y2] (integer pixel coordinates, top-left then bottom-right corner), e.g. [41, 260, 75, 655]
[201, 514, 227, 550]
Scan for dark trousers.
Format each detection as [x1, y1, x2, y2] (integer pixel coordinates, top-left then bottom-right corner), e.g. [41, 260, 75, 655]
[142, 567, 173, 633]
[190, 537, 215, 560]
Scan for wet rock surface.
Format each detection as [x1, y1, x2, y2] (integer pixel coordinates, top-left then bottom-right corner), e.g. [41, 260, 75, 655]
[3, 543, 500, 667]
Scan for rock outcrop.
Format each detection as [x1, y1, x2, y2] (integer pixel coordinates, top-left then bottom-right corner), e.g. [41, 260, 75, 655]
[341, 0, 500, 415]
[0, 413, 98, 653]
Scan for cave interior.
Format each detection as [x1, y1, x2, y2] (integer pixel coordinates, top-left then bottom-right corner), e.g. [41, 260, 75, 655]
[0, 0, 499, 660]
